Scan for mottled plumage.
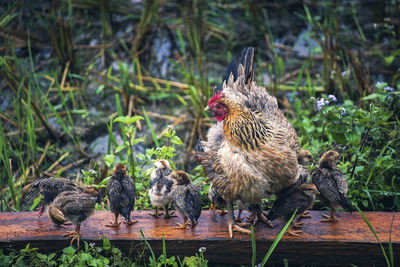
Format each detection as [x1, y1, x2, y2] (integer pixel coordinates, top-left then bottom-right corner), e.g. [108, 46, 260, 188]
[170, 171, 202, 229]
[197, 48, 300, 237]
[47, 190, 102, 246]
[32, 177, 87, 218]
[106, 163, 136, 228]
[148, 160, 175, 218]
[312, 150, 353, 222]
[267, 183, 319, 236]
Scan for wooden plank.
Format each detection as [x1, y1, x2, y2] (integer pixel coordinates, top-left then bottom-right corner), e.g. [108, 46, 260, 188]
[0, 210, 398, 266]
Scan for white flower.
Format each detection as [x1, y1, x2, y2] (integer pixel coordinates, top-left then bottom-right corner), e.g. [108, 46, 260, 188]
[328, 95, 337, 102]
[89, 243, 95, 248]
[89, 169, 96, 174]
[97, 247, 102, 253]
[199, 247, 206, 253]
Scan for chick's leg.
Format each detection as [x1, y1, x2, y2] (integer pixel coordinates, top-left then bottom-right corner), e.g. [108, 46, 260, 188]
[36, 202, 45, 218]
[300, 210, 311, 218]
[164, 205, 176, 219]
[227, 201, 251, 238]
[321, 208, 339, 222]
[106, 213, 120, 228]
[149, 207, 163, 218]
[63, 224, 81, 247]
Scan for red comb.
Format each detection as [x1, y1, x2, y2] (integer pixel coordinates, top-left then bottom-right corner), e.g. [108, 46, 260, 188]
[208, 91, 224, 106]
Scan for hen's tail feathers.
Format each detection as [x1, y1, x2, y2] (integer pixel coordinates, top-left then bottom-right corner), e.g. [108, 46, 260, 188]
[214, 47, 255, 94]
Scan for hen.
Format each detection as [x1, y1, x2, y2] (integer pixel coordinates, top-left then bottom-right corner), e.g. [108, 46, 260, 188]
[106, 163, 137, 228]
[47, 190, 103, 246]
[312, 150, 353, 222]
[170, 171, 202, 229]
[197, 47, 300, 237]
[148, 159, 175, 218]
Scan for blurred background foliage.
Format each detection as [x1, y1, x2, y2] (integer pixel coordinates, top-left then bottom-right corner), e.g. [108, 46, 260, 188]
[0, 0, 399, 213]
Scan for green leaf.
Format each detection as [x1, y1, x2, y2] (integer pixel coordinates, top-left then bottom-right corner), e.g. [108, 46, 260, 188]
[171, 135, 183, 145]
[114, 115, 144, 125]
[345, 131, 361, 145]
[115, 144, 127, 154]
[63, 246, 76, 255]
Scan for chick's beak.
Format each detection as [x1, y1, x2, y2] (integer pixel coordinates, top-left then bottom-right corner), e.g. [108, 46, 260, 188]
[204, 106, 210, 111]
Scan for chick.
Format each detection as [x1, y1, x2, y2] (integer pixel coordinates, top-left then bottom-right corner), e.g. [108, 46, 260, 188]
[32, 177, 82, 218]
[106, 163, 137, 228]
[170, 171, 202, 229]
[148, 160, 175, 218]
[208, 182, 227, 215]
[312, 150, 353, 222]
[267, 183, 319, 236]
[47, 190, 102, 246]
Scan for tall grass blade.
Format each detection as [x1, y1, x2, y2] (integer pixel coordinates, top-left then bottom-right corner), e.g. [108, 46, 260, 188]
[251, 225, 256, 267]
[142, 107, 159, 148]
[355, 205, 391, 267]
[139, 230, 156, 266]
[260, 210, 297, 267]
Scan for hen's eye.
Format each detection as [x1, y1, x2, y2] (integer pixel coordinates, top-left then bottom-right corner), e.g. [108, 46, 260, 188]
[214, 103, 221, 109]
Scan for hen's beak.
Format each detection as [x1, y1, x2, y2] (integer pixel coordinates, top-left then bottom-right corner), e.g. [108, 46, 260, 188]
[204, 106, 210, 111]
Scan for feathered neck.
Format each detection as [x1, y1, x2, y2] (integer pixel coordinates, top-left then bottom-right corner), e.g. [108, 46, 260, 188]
[223, 103, 274, 151]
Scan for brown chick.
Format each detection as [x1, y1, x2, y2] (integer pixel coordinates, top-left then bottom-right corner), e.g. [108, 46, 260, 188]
[106, 163, 137, 228]
[312, 150, 353, 222]
[148, 160, 175, 218]
[267, 183, 319, 236]
[32, 178, 84, 218]
[47, 190, 102, 246]
[170, 171, 202, 229]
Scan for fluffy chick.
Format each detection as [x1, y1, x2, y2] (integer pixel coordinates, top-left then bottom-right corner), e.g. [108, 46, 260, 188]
[32, 178, 82, 218]
[267, 183, 319, 236]
[47, 190, 102, 246]
[312, 150, 353, 222]
[170, 171, 202, 229]
[148, 160, 175, 218]
[106, 163, 137, 228]
[208, 182, 228, 215]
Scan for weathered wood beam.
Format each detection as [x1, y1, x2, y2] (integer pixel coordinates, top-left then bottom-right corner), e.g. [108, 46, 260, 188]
[0, 211, 398, 266]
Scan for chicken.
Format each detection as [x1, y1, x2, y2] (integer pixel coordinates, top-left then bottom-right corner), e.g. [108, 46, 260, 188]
[106, 163, 137, 228]
[197, 47, 300, 237]
[47, 190, 102, 246]
[208, 182, 227, 215]
[312, 150, 353, 222]
[277, 149, 314, 219]
[148, 160, 175, 218]
[32, 177, 86, 218]
[170, 171, 202, 229]
[267, 183, 319, 236]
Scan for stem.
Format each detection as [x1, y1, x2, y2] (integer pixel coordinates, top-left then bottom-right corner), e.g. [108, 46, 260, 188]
[349, 127, 371, 181]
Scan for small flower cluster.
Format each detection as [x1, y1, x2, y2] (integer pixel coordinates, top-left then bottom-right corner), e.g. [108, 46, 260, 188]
[199, 247, 206, 253]
[315, 95, 336, 111]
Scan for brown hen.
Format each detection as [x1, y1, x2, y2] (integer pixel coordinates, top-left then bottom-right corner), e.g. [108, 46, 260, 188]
[198, 47, 300, 237]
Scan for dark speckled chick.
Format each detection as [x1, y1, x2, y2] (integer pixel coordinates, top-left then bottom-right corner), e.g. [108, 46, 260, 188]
[149, 160, 175, 218]
[267, 183, 319, 236]
[106, 163, 137, 228]
[32, 178, 82, 218]
[312, 150, 353, 222]
[47, 190, 102, 246]
[170, 171, 202, 229]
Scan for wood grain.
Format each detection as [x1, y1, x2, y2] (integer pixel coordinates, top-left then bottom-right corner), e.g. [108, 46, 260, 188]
[0, 210, 398, 266]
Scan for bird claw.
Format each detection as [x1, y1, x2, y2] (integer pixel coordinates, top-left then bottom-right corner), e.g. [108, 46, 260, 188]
[300, 210, 312, 219]
[105, 220, 121, 228]
[228, 222, 251, 238]
[218, 209, 228, 216]
[293, 222, 304, 228]
[174, 223, 187, 229]
[149, 211, 163, 218]
[320, 214, 339, 222]
[287, 229, 303, 236]
[258, 212, 274, 228]
[164, 211, 177, 219]
[125, 219, 138, 226]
